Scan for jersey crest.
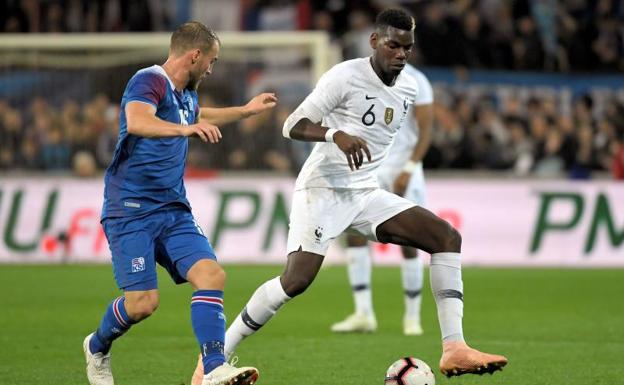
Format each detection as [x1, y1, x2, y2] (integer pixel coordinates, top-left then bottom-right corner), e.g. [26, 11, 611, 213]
[384, 107, 394, 125]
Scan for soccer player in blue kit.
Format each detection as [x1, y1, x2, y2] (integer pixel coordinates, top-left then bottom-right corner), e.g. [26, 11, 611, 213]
[83, 22, 276, 385]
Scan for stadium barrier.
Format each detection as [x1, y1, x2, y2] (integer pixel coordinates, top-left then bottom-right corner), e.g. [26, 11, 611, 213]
[1, 176, 622, 267]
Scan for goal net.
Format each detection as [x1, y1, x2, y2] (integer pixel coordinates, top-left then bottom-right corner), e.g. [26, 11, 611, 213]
[0, 32, 339, 172]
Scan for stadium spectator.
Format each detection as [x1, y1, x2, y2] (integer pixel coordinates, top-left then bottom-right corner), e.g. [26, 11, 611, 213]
[40, 125, 71, 170]
[72, 150, 98, 177]
[226, 108, 292, 172]
[342, 9, 375, 59]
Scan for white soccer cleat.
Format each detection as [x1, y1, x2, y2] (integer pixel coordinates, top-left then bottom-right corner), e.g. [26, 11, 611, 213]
[83, 333, 114, 385]
[403, 317, 424, 336]
[330, 313, 377, 333]
[201, 362, 259, 385]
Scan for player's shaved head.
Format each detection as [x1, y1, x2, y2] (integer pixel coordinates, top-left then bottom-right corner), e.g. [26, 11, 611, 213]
[375, 8, 415, 36]
[170, 21, 220, 55]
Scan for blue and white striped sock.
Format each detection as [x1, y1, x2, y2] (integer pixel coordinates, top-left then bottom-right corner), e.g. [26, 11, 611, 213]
[89, 296, 134, 354]
[191, 290, 226, 375]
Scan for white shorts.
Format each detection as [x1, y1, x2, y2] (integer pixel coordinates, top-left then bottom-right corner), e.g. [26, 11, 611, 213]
[377, 161, 427, 206]
[287, 188, 416, 255]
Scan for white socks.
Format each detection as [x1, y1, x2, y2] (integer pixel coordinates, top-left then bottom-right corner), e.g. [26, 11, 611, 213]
[224, 277, 290, 357]
[401, 256, 423, 320]
[346, 246, 373, 316]
[430, 252, 464, 342]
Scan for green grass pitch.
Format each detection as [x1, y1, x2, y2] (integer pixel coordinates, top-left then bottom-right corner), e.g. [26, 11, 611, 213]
[1, 264, 623, 385]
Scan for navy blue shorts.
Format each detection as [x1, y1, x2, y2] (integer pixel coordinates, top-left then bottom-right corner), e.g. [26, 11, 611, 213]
[102, 205, 216, 291]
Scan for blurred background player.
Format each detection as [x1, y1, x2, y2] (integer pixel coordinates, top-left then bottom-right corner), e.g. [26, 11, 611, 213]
[192, 9, 507, 383]
[331, 62, 433, 336]
[83, 21, 276, 385]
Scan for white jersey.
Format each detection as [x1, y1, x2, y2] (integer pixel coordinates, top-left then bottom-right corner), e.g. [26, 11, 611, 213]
[383, 64, 434, 168]
[287, 57, 420, 190]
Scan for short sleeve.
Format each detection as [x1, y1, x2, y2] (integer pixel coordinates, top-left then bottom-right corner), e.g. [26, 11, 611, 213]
[413, 72, 433, 106]
[126, 71, 167, 107]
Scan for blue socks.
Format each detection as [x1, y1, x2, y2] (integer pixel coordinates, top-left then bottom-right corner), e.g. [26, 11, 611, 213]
[89, 296, 134, 354]
[88, 290, 226, 376]
[191, 290, 226, 375]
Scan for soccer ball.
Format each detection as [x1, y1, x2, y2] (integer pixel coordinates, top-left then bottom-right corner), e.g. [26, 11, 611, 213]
[384, 357, 435, 385]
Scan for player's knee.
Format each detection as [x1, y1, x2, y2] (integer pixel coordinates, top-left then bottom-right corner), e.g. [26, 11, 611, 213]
[280, 273, 314, 297]
[441, 225, 462, 252]
[187, 259, 226, 290]
[346, 234, 367, 247]
[126, 293, 159, 321]
[401, 246, 417, 259]
[209, 265, 226, 288]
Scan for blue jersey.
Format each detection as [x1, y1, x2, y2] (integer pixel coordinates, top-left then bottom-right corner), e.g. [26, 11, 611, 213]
[102, 65, 200, 220]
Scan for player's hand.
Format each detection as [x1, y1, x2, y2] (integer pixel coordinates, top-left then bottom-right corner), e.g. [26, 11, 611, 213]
[333, 131, 372, 171]
[182, 122, 222, 143]
[393, 171, 411, 196]
[243, 93, 278, 117]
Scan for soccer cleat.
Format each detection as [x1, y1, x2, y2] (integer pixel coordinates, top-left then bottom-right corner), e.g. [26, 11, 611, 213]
[330, 313, 377, 333]
[403, 317, 423, 336]
[439, 341, 508, 378]
[83, 333, 114, 385]
[201, 362, 258, 385]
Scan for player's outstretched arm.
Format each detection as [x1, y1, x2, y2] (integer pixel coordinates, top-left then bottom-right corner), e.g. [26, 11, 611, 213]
[287, 118, 371, 170]
[126, 101, 222, 143]
[199, 93, 277, 126]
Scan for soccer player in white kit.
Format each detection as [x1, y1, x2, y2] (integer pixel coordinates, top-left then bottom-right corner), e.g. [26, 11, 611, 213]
[191, 9, 507, 382]
[330, 63, 433, 337]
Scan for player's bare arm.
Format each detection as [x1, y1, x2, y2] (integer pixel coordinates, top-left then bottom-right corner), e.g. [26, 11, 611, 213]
[199, 92, 277, 125]
[393, 103, 433, 195]
[126, 101, 222, 143]
[288, 117, 372, 171]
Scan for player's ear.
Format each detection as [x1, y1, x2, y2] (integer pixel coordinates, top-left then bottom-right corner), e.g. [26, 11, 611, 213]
[191, 49, 201, 64]
[370, 32, 378, 50]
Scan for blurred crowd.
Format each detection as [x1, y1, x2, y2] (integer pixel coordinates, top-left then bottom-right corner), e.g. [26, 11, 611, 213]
[1, 0, 623, 179]
[1, 89, 623, 179]
[2, 0, 623, 72]
[0, 96, 117, 176]
[427, 89, 624, 179]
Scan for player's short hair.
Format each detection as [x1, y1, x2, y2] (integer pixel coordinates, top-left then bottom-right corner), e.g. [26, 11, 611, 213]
[375, 9, 415, 34]
[170, 21, 220, 55]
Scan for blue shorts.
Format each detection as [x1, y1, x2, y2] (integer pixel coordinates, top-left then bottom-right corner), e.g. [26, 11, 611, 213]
[102, 205, 216, 291]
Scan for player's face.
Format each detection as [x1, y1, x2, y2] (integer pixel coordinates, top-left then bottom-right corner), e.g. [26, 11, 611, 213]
[370, 26, 414, 76]
[188, 42, 220, 90]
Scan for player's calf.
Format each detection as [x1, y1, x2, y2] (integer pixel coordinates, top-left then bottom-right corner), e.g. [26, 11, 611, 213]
[124, 290, 159, 321]
[280, 251, 324, 297]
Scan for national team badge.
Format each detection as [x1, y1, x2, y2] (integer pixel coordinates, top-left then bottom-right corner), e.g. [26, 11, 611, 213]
[131, 257, 145, 273]
[384, 107, 394, 125]
[314, 226, 323, 243]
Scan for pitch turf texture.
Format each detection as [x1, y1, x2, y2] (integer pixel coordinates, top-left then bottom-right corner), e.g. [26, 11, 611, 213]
[1, 265, 623, 385]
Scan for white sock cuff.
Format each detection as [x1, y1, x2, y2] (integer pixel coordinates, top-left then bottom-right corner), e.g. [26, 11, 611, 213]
[430, 252, 461, 269]
[266, 276, 291, 304]
[401, 257, 421, 269]
[346, 246, 371, 288]
[401, 258, 423, 290]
